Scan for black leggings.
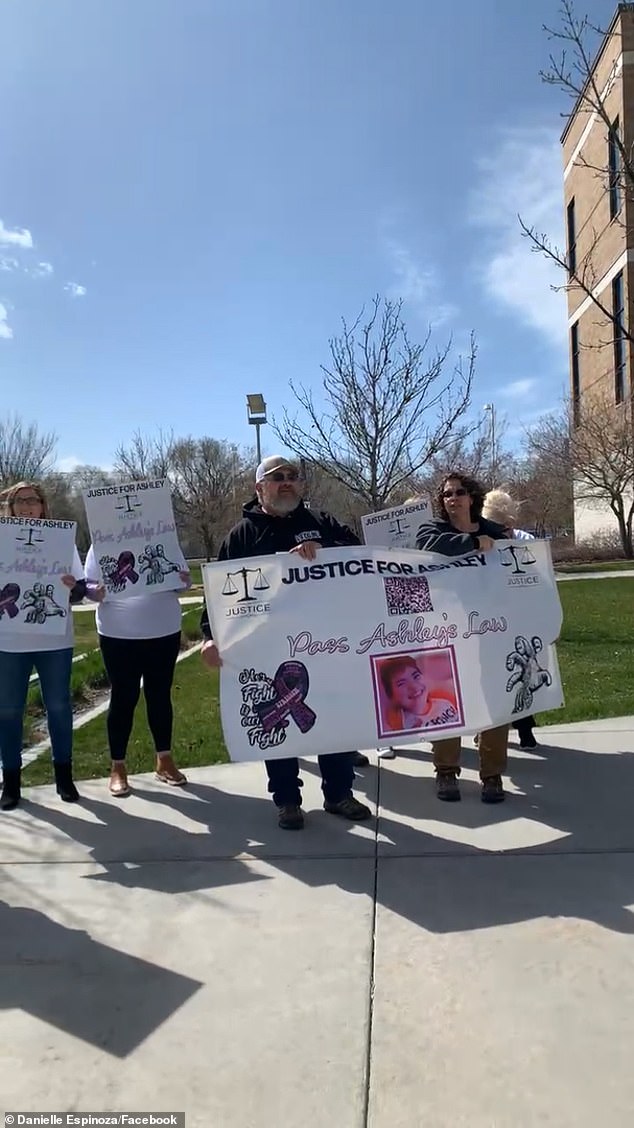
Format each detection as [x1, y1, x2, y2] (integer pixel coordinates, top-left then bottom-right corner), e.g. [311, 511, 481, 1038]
[99, 632, 181, 760]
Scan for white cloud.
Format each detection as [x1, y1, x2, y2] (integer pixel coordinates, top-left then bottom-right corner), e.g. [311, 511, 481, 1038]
[0, 218, 33, 249]
[32, 261, 53, 278]
[470, 127, 567, 350]
[0, 302, 13, 340]
[57, 455, 82, 473]
[64, 281, 87, 298]
[382, 230, 457, 327]
[500, 377, 538, 399]
[0, 256, 19, 272]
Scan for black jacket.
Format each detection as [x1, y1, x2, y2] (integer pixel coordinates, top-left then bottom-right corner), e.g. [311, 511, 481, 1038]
[200, 498, 359, 639]
[416, 515, 507, 557]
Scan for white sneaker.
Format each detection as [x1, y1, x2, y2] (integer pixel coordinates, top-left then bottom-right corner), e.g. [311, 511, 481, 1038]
[378, 747, 397, 760]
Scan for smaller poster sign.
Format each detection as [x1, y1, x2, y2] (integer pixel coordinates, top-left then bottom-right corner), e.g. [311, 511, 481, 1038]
[82, 479, 185, 599]
[361, 498, 431, 549]
[0, 516, 77, 636]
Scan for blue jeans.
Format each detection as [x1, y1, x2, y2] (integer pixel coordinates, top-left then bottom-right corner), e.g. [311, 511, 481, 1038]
[0, 649, 74, 772]
[265, 752, 355, 807]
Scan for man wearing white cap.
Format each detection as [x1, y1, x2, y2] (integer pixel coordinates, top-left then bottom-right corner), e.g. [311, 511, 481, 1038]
[201, 455, 372, 830]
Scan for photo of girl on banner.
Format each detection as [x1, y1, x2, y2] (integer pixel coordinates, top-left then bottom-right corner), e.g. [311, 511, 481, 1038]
[371, 648, 463, 739]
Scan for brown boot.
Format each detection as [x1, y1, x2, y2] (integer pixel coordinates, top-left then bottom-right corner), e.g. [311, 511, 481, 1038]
[109, 760, 131, 797]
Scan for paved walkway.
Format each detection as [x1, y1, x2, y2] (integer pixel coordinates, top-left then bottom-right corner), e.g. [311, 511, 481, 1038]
[2, 718, 634, 1127]
[555, 568, 634, 581]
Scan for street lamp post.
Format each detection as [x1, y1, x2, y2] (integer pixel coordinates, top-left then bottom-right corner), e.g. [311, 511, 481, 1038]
[483, 402, 496, 480]
[246, 393, 267, 464]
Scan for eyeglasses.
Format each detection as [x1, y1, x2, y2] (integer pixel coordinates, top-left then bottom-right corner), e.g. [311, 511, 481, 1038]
[13, 495, 42, 505]
[443, 487, 468, 499]
[266, 471, 299, 483]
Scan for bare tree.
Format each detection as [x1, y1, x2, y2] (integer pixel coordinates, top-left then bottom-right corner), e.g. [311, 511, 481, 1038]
[274, 297, 476, 510]
[170, 437, 246, 560]
[520, 0, 634, 341]
[527, 395, 633, 553]
[114, 429, 176, 481]
[0, 415, 57, 486]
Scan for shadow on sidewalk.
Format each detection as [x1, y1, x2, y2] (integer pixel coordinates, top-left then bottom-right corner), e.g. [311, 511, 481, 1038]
[0, 886, 202, 1056]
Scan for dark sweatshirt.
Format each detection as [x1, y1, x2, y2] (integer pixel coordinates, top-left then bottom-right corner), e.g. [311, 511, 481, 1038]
[200, 497, 359, 640]
[416, 515, 507, 557]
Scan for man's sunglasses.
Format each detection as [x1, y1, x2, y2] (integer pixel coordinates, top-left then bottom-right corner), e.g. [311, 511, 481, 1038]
[266, 470, 299, 483]
[443, 487, 468, 499]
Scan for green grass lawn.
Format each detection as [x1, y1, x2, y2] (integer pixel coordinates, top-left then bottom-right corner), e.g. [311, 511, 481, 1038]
[22, 651, 225, 786]
[538, 577, 634, 724]
[21, 577, 634, 784]
[72, 610, 99, 653]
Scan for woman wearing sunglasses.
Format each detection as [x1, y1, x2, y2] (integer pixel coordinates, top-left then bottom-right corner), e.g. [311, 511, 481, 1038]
[416, 471, 509, 804]
[0, 481, 84, 810]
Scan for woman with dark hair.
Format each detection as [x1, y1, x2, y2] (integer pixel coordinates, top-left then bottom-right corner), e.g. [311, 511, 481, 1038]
[0, 481, 84, 810]
[416, 471, 509, 804]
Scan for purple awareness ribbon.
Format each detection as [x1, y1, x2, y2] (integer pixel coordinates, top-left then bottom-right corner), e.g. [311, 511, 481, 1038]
[254, 661, 317, 735]
[0, 583, 21, 620]
[113, 551, 139, 586]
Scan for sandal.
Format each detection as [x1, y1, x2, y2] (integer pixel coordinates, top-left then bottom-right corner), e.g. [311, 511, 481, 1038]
[155, 756, 187, 787]
[109, 762, 131, 797]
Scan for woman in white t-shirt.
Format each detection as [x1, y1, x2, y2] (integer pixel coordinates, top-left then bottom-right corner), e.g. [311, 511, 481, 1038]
[0, 481, 84, 811]
[85, 546, 191, 797]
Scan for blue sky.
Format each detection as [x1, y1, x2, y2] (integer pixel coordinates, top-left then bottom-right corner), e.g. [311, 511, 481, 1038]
[0, 0, 617, 470]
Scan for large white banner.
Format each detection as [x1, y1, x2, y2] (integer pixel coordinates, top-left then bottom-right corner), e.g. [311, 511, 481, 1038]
[203, 541, 564, 762]
[82, 479, 185, 599]
[361, 498, 431, 549]
[0, 516, 77, 636]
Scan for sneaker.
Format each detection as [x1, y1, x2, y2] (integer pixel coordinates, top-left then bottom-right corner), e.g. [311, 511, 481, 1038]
[277, 804, 304, 830]
[352, 752, 369, 767]
[481, 775, 505, 804]
[519, 735, 538, 751]
[324, 797, 372, 821]
[378, 747, 396, 760]
[436, 771, 460, 802]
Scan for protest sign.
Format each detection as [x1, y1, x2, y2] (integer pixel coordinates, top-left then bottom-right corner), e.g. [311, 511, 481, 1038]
[361, 498, 432, 549]
[82, 479, 185, 599]
[203, 541, 564, 763]
[0, 516, 77, 636]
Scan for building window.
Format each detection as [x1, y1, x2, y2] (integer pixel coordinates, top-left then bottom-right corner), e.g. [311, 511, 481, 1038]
[612, 270, 626, 404]
[566, 198, 576, 276]
[608, 117, 622, 219]
[571, 322, 580, 427]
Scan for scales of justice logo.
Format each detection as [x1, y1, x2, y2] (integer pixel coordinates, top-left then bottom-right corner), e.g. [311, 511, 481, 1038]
[498, 544, 537, 576]
[222, 566, 271, 615]
[115, 494, 143, 518]
[16, 527, 45, 550]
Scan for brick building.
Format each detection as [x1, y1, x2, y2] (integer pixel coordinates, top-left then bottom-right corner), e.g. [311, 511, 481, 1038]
[562, 2, 634, 541]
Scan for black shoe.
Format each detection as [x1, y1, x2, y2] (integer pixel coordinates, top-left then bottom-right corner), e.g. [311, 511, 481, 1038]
[323, 796, 372, 821]
[481, 775, 505, 804]
[277, 803, 304, 830]
[352, 752, 369, 767]
[518, 734, 538, 750]
[1, 768, 21, 811]
[436, 771, 460, 802]
[54, 762, 80, 803]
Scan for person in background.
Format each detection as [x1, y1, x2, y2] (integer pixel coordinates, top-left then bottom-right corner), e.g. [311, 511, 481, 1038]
[85, 547, 191, 797]
[200, 454, 372, 831]
[0, 481, 84, 811]
[416, 471, 510, 803]
[482, 488, 538, 750]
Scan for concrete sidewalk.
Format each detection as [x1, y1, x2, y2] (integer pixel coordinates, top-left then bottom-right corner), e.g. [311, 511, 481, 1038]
[2, 718, 634, 1127]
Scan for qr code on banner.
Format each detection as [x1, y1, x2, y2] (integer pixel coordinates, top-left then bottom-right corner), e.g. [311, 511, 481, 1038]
[383, 575, 433, 616]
